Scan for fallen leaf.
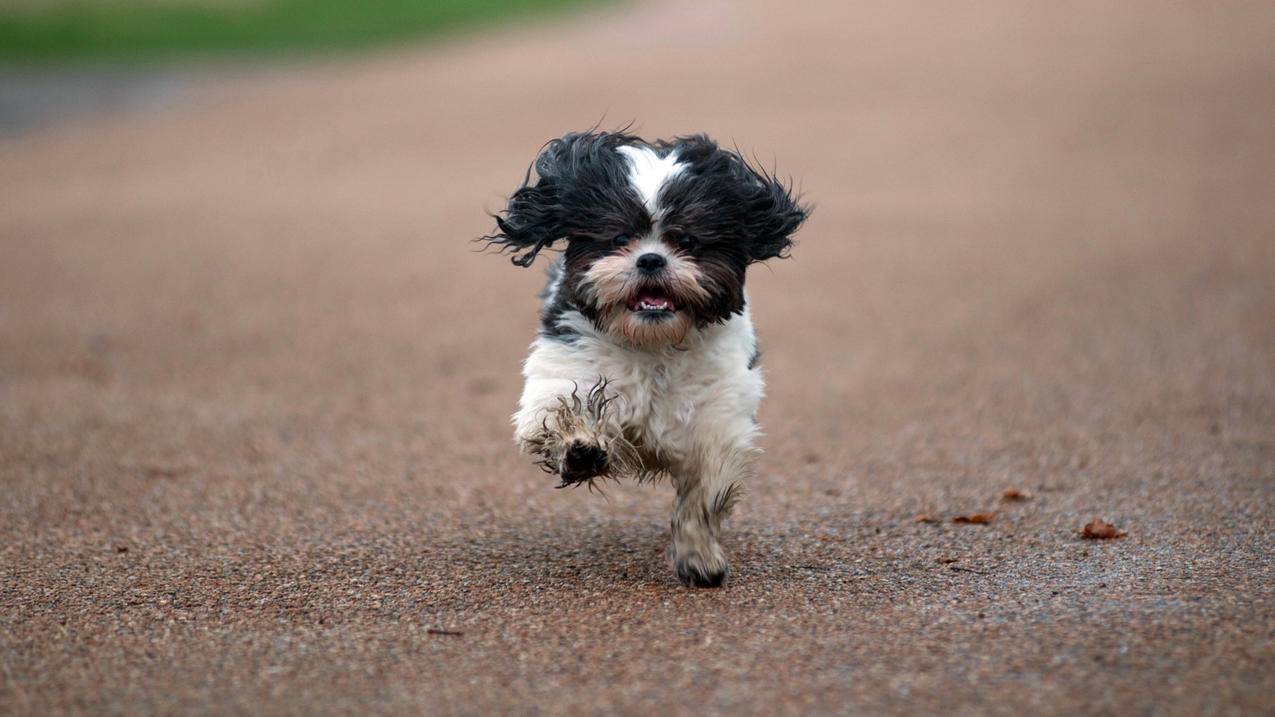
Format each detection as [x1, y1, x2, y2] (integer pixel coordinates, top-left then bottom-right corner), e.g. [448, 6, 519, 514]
[1001, 488, 1032, 501]
[914, 514, 939, 524]
[1081, 518, 1127, 539]
[952, 513, 996, 524]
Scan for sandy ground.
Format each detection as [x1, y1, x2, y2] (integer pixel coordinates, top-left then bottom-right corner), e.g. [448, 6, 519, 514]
[2, 0, 1274, 714]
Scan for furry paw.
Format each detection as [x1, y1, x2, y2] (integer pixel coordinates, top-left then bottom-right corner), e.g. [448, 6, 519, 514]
[521, 377, 637, 486]
[672, 545, 729, 588]
[558, 439, 609, 487]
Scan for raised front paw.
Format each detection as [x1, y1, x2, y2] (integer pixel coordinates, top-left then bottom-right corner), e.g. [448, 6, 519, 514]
[519, 377, 637, 486]
[558, 439, 609, 487]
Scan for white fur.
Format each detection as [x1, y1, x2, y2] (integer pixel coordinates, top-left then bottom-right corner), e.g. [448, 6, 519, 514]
[515, 304, 762, 465]
[513, 297, 763, 585]
[616, 145, 685, 216]
[631, 234, 670, 262]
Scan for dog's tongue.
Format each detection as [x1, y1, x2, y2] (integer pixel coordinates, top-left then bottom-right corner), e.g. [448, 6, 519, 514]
[635, 292, 673, 311]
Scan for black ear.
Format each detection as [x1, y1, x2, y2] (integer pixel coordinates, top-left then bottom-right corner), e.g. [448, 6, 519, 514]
[739, 161, 809, 262]
[662, 135, 810, 263]
[483, 136, 572, 267]
[484, 131, 641, 267]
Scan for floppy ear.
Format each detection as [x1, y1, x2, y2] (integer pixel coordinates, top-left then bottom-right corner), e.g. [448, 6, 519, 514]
[739, 161, 809, 262]
[668, 136, 810, 263]
[486, 132, 610, 268]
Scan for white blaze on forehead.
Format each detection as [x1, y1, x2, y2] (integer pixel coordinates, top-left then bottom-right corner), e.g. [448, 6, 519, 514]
[616, 144, 685, 216]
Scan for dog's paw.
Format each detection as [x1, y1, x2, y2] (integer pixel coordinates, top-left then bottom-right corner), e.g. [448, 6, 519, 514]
[558, 439, 609, 487]
[673, 546, 729, 588]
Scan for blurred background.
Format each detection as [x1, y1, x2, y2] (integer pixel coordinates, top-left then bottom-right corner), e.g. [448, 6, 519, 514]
[0, 0, 601, 132]
[2, 1, 1273, 714]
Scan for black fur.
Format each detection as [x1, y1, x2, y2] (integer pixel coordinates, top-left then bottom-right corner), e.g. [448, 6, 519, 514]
[656, 134, 807, 264]
[557, 439, 609, 487]
[485, 131, 651, 267]
[486, 130, 810, 334]
[538, 259, 579, 341]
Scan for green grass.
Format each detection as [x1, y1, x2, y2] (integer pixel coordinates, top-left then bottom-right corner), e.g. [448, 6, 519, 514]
[0, 0, 599, 63]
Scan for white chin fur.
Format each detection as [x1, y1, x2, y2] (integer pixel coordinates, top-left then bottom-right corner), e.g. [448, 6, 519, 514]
[605, 306, 692, 349]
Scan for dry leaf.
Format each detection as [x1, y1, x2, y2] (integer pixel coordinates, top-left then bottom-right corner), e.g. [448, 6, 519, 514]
[1082, 518, 1127, 539]
[914, 514, 939, 524]
[952, 513, 996, 524]
[1001, 488, 1032, 501]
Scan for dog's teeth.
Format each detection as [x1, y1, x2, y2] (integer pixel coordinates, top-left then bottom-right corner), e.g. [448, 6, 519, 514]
[633, 296, 674, 312]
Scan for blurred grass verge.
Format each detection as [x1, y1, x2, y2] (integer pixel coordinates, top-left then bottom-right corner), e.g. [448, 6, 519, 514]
[0, 0, 601, 64]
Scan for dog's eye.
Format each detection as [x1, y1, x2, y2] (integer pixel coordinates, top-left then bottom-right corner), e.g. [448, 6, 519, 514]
[676, 233, 697, 251]
[612, 234, 631, 247]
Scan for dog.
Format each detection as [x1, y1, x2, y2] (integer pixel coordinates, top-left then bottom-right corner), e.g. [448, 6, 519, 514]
[483, 130, 808, 587]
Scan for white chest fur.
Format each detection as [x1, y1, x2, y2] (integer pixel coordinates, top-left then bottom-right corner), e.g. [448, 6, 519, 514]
[516, 305, 764, 472]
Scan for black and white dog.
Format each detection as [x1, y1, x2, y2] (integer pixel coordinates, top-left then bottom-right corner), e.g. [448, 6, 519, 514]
[484, 130, 808, 587]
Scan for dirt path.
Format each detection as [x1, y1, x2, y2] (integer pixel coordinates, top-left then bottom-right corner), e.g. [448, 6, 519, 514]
[2, 1, 1273, 713]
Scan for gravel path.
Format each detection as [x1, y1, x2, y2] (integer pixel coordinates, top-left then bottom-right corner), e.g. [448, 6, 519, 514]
[2, 1, 1273, 714]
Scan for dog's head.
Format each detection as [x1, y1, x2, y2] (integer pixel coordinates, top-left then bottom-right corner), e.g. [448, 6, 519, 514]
[485, 130, 809, 348]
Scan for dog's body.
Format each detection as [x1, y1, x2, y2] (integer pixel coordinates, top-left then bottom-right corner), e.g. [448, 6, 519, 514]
[486, 131, 807, 587]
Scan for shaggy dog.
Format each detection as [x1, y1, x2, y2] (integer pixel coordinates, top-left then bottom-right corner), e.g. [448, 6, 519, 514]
[484, 130, 808, 587]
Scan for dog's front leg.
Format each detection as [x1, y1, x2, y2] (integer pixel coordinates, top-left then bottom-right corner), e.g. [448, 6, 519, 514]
[514, 377, 630, 487]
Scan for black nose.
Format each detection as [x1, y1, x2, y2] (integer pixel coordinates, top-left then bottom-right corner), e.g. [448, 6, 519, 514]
[636, 253, 667, 273]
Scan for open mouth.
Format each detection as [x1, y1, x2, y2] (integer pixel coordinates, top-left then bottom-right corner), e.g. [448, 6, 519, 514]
[626, 286, 678, 316]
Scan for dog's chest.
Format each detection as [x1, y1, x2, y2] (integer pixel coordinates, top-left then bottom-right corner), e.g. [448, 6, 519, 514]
[527, 308, 762, 463]
[606, 320, 758, 459]
[620, 357, 699, 439]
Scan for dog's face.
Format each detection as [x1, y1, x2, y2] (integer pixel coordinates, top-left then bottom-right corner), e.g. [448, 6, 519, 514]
[486, 131, 808, 348]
